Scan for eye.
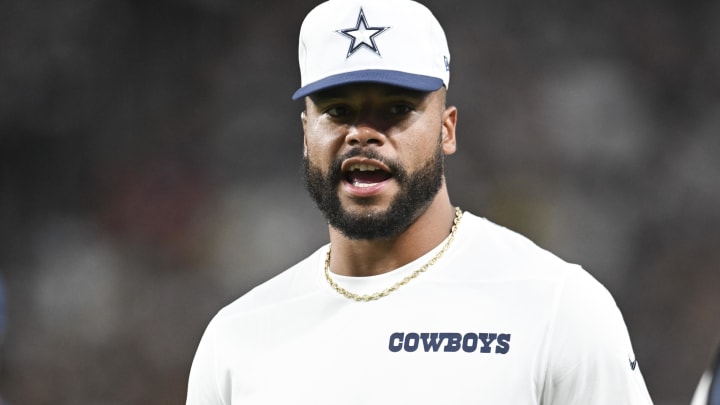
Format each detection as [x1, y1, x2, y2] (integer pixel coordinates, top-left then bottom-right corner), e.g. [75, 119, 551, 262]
[325, 105, 352, 118]
[388, 103, 413, 115]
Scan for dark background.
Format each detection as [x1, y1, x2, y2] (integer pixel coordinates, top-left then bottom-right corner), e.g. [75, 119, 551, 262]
[1, 0, 719, 403]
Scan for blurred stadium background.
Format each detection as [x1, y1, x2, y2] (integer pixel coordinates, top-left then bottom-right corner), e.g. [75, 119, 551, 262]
[1, 0, 719, 403]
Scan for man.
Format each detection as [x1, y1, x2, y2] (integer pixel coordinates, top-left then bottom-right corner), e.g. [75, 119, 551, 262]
[187, 0, 653, 403]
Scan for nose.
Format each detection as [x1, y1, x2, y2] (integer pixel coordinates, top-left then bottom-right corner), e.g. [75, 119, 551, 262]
[345, 112, 387, 147]
[346, 126, 385, 147]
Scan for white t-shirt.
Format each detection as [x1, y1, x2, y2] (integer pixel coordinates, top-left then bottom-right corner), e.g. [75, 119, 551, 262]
[187, 212, 653, 404]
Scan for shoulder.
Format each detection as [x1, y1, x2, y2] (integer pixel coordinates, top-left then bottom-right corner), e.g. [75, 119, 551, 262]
[449, 211, 621, 325]
[540, 269, 652, 403]
[214, 245, 328, 322]
[449, 212, 580, 282]
[454, 213, 653, 403]
[458, 213, 620, 320]
[187, 246, 329, 404]
[459, 212, 563, 261]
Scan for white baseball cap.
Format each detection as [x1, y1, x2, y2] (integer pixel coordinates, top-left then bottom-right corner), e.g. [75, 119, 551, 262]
[292, 0, 450, 100]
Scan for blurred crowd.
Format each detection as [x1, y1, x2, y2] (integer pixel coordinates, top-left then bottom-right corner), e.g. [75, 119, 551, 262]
[1, 0, 719, 404]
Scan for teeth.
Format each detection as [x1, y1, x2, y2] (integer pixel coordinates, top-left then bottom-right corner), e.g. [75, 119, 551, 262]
[349, 163, 379, 172]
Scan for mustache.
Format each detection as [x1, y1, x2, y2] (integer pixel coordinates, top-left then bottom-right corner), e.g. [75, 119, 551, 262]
[331, 148, 403, 176]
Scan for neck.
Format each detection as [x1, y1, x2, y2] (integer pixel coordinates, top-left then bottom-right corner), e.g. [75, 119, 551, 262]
[327, 190, 456, 277]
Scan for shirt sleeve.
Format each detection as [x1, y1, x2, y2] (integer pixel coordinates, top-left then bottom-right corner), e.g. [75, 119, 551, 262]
[541, 267, 653, 404]
[186, 316, 228, 405]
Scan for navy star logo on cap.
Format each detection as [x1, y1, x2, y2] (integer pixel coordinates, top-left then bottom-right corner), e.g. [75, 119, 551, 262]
[336, 8, 390, 58]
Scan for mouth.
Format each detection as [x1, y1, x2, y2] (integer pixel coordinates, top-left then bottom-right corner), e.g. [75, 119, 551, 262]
[342, 159, 393, 188]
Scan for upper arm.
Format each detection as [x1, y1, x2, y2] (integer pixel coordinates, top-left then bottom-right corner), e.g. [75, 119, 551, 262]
[541, 269, 653, 404]
[186, 317, 228, 405]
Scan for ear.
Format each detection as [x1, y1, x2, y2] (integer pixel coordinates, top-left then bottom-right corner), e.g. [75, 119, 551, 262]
[441, 105, 457, 155]
[301, 110, 309, 157]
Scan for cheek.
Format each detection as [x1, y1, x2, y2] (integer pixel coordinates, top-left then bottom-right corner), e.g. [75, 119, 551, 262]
[307, 115, 350, 146]
[304, 130, 343, 166]
[393, 130, 440, 169]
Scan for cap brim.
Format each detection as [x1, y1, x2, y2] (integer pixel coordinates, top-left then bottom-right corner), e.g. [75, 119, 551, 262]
[292, 69, 443, 100]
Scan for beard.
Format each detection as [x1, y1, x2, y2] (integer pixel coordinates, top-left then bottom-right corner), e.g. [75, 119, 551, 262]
[302, 138, 445, 240]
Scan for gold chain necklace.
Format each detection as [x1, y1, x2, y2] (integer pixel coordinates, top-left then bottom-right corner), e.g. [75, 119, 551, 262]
[324, 207, 463, 302]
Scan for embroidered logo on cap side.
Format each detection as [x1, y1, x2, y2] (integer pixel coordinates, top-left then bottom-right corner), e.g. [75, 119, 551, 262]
[336, 8, 390, 58]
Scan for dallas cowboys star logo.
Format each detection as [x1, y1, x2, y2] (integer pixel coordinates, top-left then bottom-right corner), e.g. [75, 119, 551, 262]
[336, 8, 390, 58]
